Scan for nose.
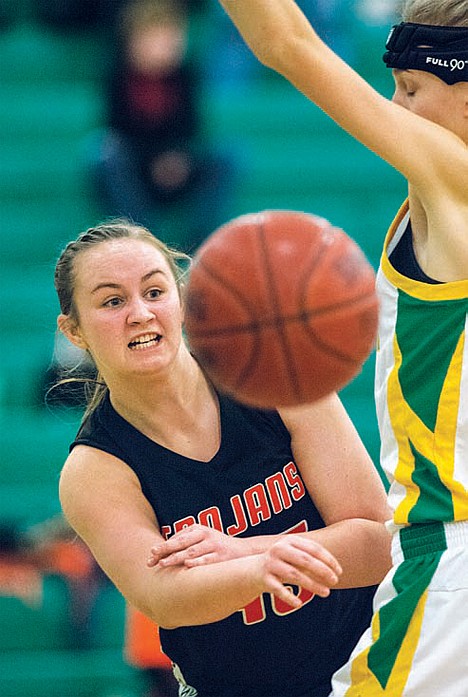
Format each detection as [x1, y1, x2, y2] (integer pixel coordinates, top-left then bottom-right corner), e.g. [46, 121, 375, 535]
[127, 297, 155, 324]
[391, 82, 407, 109]
[392, 90, 403, 107]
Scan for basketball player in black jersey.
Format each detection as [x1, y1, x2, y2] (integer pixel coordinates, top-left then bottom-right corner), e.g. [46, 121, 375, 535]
[56, 220, 391, 697]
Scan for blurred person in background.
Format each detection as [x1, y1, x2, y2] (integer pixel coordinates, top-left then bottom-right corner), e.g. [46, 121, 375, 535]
[90, 0, 236, 252]
[35, 0, 208, 32]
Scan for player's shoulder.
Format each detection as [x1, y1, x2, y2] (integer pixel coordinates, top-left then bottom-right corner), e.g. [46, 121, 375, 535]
[60, 445, 137, 526]
[60, 444, 128, 490]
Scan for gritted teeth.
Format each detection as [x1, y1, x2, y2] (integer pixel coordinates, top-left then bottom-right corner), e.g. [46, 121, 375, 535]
[128, 333, 162, 349]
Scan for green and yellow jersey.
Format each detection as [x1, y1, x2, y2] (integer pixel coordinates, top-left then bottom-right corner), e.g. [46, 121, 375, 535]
[376, 200, 468, 526]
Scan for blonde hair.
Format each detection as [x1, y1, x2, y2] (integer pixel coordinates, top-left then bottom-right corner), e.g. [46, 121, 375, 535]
[55, 218, 189, 318]
[400, 0, 468, 26]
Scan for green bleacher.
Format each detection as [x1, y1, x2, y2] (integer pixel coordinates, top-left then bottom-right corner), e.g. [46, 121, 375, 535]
[0, 5, 145, 696]
[0, 4, 401, 694]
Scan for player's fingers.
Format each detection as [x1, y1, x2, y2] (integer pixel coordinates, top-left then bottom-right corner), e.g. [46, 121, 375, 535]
[262, 562, 323, 606]
[292, 549, 340, 589]
[184, 552, 220, 568]
[148, 527, 206, 564]
[289, 536, 342, 577]
[147, 543, 179, 566]
[266, 541, 340, 595]
[148, 545, 168, 564]
[148, 543, 172, 565]
[269, 558, 333, 598]
[273, 536, 342, 582]
[157, 540, 211, 567]
[271, 583, 303, 609]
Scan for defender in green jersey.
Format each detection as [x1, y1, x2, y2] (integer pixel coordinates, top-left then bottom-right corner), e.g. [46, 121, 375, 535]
[215, 0, 468, 693]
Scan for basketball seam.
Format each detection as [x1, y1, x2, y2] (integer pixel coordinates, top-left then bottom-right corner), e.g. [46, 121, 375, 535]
[188, 284, 375, 364]
[194, 257, 257, 317]
[186, 291, 376, 336]
[297, 241, 373, 364]
[258, 220, 326, 402]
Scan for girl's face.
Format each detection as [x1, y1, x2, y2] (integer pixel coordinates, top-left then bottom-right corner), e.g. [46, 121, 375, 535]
[392, 69, 468, 140]
[60, 239, 185, 382]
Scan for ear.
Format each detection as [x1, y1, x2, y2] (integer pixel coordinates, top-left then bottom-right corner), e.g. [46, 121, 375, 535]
[57, 314, 88, 350]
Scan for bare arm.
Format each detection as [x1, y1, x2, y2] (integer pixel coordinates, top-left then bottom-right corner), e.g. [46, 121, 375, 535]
[149, 517, 389, 589]
[279, 392, 392, 588]
[59, 446, 340, 628]
[217, 0, 468, 204]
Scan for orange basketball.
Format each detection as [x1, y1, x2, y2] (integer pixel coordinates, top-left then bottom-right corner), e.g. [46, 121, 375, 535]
[184, 210, 379, 408]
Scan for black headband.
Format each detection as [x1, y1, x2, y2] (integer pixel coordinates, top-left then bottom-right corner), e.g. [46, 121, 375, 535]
[383, 22, 468, 84]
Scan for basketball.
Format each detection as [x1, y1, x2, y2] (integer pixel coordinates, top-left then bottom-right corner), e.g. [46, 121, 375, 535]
[184, 210, 379, 408]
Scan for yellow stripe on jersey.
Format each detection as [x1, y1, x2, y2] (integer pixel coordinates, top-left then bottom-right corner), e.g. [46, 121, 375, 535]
[382, 200, 468, 303]
[377, 201, 468, 526]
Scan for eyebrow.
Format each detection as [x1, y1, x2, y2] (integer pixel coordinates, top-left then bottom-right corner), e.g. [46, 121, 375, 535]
[91, 269, 167, 294]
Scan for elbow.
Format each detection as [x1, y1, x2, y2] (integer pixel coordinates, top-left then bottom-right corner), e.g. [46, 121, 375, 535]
[341, 518, 393, 588]
[157, 616, 183, 631]
[138, 602, 182, 631]
[375, 502, 393, 525]
[135, 590, 184, 629]
[361, 518, 393, 577]
[243, 26, 291, 72]
[254, 35, 281, 69]
[360, 492, 393, 526]
[257, 32, 319, 80]
[137, 591, 207, 630]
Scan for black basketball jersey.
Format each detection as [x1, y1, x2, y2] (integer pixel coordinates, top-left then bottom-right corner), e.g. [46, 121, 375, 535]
[72, 391, 375, 697]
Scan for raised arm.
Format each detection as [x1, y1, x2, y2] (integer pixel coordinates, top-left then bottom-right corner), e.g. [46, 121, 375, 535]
[217, 0, 468, 199]
[59, 445, 341, 628]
